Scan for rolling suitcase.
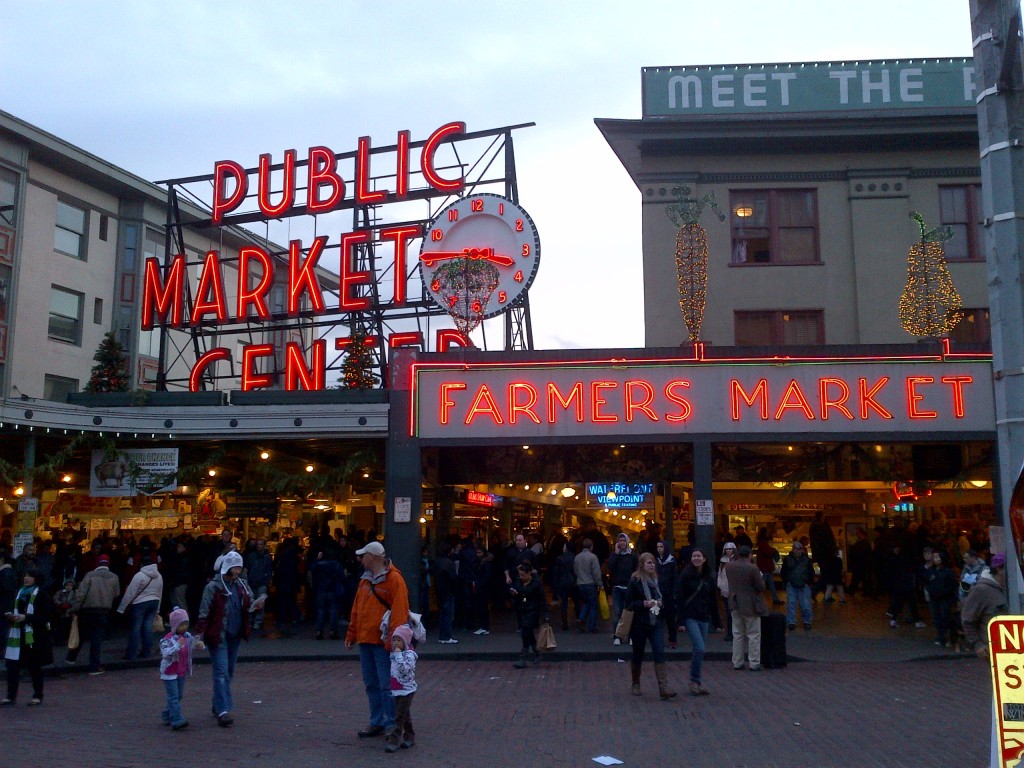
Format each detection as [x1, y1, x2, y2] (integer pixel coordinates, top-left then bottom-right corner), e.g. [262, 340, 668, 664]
[760, 612, 788, 669]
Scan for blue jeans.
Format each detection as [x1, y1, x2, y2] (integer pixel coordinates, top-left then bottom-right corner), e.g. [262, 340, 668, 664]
[126, 599, 160, 660]
[685, 619, 709, 683]
[210, 634, 242, 716]
[611, 586, 628, 631]
[315, 590, 339, 634]
[578, 584, 598, 631]
[630, 619, 666, 664]
[786, 584, 813, 626]
[358, 643, 395, 729]
[162, 677, 187, 726]
[438, 594, 455, 641]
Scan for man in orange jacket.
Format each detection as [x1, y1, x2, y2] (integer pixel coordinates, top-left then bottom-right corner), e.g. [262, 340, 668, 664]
[345, 541, 409, 740]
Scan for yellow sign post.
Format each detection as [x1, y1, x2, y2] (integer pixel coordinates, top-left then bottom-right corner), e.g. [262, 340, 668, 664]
[988, 617, 1024, 766]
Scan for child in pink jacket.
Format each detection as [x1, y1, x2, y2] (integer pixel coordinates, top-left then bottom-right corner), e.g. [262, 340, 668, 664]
[159, 606, 204, 730]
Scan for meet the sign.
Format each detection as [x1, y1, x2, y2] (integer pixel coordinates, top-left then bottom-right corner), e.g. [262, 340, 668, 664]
[643, 58, 975, 117]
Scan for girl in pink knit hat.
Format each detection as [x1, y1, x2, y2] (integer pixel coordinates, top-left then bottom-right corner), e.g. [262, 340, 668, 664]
[158, 606, 204, 730]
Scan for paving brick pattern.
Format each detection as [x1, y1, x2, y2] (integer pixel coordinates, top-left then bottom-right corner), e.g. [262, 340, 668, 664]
[2, 655, 990, 768]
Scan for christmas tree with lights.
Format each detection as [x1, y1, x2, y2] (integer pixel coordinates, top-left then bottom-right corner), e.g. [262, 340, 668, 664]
[85, 331, 130, 392]
[340, 330, 380, 389]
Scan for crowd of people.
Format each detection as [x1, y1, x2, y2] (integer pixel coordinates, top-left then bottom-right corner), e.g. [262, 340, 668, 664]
[0, 513, 1006, 741]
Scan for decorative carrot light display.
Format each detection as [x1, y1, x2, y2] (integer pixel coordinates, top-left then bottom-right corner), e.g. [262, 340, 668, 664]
[898, 212, 964, 339]
[666, 185, 726, 343]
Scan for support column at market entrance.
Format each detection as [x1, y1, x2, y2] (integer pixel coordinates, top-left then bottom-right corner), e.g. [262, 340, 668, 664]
[386, 350, 422, 602]
[693, 440, 715, 568]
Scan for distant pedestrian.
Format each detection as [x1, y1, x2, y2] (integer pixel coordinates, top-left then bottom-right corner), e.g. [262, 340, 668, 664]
[196, 550, 259, 727]
[345, 540, 410, 740]
[573, 539, 602, 634]
[67, 554, 121, 674]
[780, 541, 814, 631]
[961, 554, 1008, 658]
[117, 555, 163, 660]
[385, 624, 417, 753]
[725, 545, 767, 672]
[676, 548, 714, 696]
[159, 606, 205, 730]
[510, 561, 548, 669]
[553, 541, 579, 631]
[626, 552, 675, 699]
[717, 542, 738, 640]
[926, 550, 957, 647]
[244, 539, 273, 631]
[606, 534, 638, 646]
[3, 568, 53, 706]
[433, 544, 459, 644]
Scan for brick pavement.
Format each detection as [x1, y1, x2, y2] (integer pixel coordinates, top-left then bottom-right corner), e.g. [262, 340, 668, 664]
[3, 655, 990, 768]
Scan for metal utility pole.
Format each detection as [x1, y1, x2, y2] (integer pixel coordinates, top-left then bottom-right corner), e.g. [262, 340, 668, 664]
[970, 0, 1024, 613]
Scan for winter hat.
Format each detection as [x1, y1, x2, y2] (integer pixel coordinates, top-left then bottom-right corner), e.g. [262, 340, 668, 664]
[169, 606, 189, 633]
[219, 550, 244, 574]
[391, 624, 414, 649]
[722, 542, 737, 551]
[97, 554, 111, 566]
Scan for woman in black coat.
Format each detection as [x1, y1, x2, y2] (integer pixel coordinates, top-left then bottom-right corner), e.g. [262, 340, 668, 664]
[3, 568, 54, 706]
[625, 552, 675, 700]
[510, 561, 547, 668]
[676, 548, 715, 696]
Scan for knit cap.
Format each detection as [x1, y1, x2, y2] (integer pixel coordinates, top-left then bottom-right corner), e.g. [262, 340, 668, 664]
[169, 606, 190, 633]
[391, 624, 414, 650]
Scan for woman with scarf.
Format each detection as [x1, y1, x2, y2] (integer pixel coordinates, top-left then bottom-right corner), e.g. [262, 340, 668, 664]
[3, 568, 53, 706]
[626, 552, 676, 700]
[676, 548, 715, 696]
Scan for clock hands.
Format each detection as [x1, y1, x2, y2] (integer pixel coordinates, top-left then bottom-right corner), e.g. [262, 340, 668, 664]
[419, 247, 514, 268]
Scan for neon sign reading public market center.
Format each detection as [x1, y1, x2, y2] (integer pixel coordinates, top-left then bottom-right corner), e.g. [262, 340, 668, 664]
[143, 122, 470, 392]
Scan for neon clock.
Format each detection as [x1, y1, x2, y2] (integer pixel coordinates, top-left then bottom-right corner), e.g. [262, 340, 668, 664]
[419, 193, 540, 321]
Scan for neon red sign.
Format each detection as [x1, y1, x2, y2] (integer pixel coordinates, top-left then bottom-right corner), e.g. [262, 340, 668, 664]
[413, 356, 996, 439]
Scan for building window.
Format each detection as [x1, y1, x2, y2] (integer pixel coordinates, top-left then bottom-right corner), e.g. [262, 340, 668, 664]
[55, 200, 88, 259]
[735, 310, 824, 345]
[138, 327, 162, 358]
[93, 297, 103, 324]
[730, 189, 819, 264]
[99, 214, 109, 241]
[43, 374, 78, 402]
[948, 308, 990, 344]
[48, 286, 83, 344]
[939, 184, 984, 261]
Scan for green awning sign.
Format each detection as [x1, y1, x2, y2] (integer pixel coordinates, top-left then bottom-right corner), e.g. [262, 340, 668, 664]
[642, 59, 976, 117]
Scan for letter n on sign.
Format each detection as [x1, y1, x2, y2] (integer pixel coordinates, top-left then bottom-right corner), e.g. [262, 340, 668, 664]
[988, 617, 1024, 764]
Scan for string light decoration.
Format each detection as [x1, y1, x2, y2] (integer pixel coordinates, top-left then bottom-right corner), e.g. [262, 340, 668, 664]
[340, 329, 380, 389]
[666, 185, 726, 343]
[431, 259, 500, 337]
[898, 212, 964, 338]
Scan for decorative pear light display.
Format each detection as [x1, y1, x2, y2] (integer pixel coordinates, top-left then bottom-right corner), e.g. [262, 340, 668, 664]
[898, 212, 964, 338]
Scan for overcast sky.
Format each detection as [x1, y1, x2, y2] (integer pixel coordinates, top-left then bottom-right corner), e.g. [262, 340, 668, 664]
[1, 1, 975, 350]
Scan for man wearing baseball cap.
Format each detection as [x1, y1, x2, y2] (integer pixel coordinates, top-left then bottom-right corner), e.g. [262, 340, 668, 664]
[345, 540, 410, 740]
[196, 550, 259, 727]
[68, 553, 121, 674]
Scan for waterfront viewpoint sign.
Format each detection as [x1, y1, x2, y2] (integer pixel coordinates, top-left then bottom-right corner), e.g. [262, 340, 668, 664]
[411, 353, 995, 440]
[642, 58, 975, 117]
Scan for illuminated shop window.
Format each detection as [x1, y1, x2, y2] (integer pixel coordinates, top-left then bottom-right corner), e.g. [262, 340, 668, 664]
[939, 184, 984, 261]
[55, 200, 88, 260]
[729, 189, 818, 265]
[734, 309, 824, 346]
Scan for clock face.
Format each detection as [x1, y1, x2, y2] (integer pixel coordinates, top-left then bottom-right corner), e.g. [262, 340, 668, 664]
[419, 193, 540, 321]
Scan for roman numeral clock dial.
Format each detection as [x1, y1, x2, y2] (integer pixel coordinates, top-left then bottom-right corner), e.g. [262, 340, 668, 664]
[419, 193, 541, 332]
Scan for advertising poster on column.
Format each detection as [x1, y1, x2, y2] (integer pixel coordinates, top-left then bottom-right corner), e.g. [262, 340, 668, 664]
[89, 448, 179, 497]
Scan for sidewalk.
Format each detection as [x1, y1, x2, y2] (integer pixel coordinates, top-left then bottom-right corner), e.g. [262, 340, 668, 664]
[47, 593, 970, 674]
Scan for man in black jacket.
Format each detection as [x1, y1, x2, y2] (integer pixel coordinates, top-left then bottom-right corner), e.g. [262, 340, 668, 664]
[606, 534, 638, 645]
